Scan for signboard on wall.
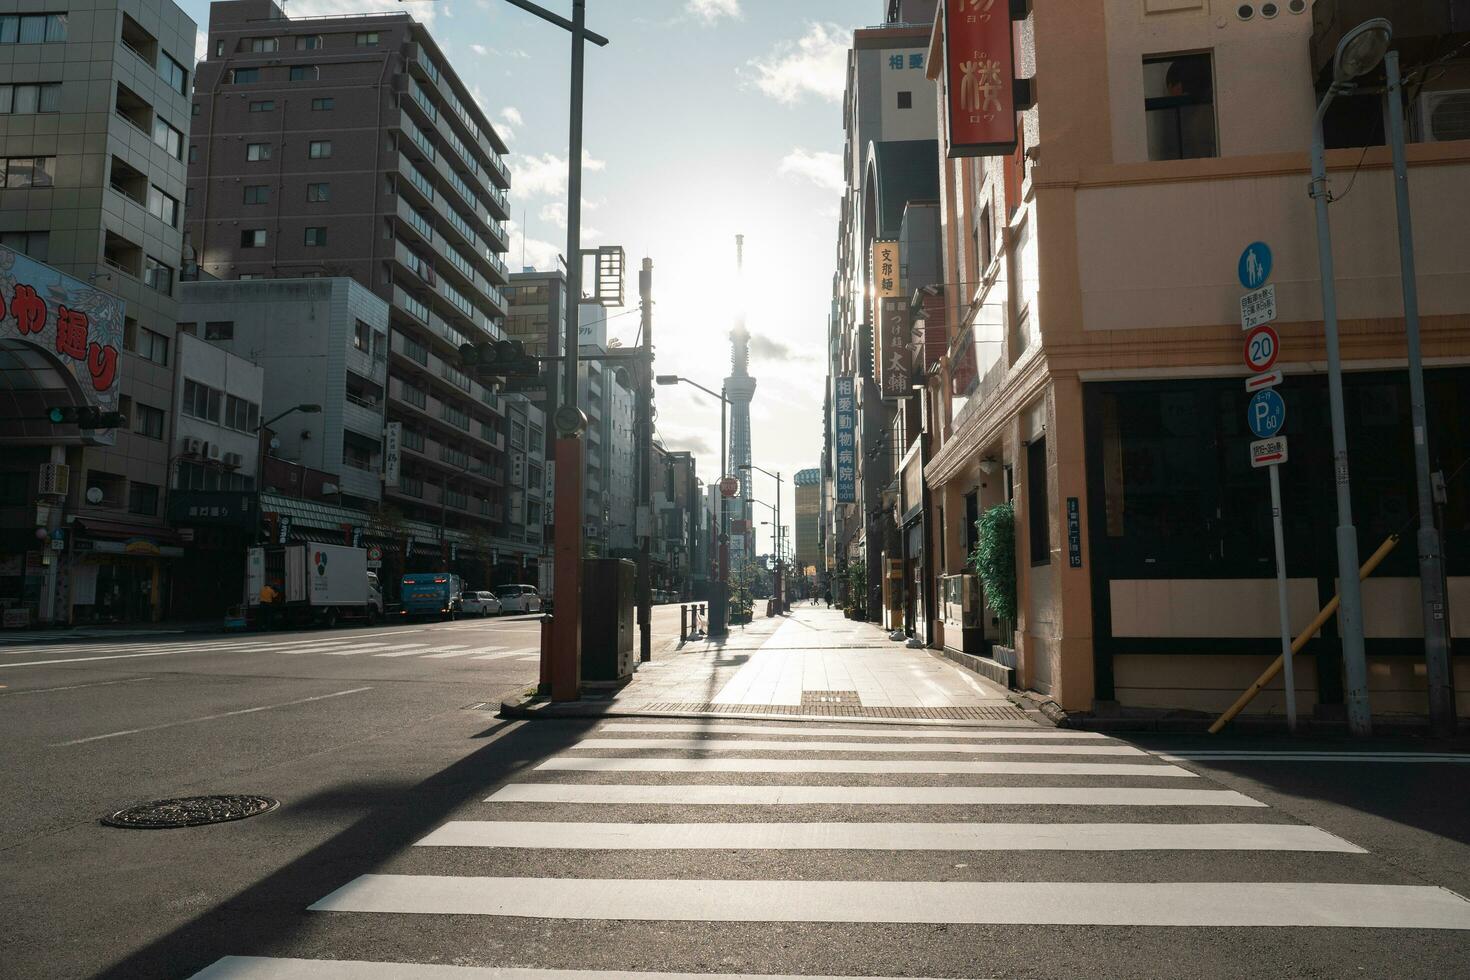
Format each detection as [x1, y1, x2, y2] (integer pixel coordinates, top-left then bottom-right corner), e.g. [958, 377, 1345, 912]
[941, 0, 1018, 158]
[834, 377, 857, 504]
[383, 421, 402, 487]
[878, 296, 912, 399]
[0, 245, 125, 445]
[871, 240, 901, 299]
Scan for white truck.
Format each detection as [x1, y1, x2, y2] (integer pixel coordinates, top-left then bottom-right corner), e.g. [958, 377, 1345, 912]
[245, 543, 384, 629]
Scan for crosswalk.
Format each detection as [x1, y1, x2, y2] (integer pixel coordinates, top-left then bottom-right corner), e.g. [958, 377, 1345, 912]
[0, 632, 541, 668]
[189, 719, 1470, 979]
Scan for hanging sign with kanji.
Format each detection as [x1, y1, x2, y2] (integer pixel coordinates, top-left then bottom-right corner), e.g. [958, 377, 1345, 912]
[871, 240, 901, 299]
[942, 0, 1018, 158]
[834, 376, 857, 504]
[878, 295, 912, 399]
[0, 245, 125, 444]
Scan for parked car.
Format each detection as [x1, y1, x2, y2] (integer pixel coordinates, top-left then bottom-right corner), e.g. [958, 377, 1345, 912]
[400, 572, 463, 620]
[495, 583, 543, 614]
[460, 590, 502, 617]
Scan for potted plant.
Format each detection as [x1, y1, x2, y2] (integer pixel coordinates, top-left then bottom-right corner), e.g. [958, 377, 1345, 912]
[970, 502, 1017, 657]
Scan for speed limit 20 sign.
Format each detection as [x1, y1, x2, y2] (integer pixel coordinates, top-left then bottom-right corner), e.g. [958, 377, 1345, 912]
[1243, 324, 1280, 373]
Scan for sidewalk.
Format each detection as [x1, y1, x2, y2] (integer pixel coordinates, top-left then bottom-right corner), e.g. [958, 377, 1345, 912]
[506, 606, 1037, 725]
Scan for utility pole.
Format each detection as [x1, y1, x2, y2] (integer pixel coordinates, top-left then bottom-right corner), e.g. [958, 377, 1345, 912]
[636, 257, 653, 662]
[1385, 50, 1455, 734]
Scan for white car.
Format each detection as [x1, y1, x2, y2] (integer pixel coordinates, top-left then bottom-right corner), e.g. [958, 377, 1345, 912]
[495, 584, 543, 614]
[460, 590, 502, 617]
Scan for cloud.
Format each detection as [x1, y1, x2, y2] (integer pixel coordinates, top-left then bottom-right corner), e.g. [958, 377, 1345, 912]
[289, 0, 435, 23]
[778, 148, 844, 195]
[510, 151, 607, 200]
[687, 0, 741, 23]
[659, 429, 714, 457]
[194, 29, 207, 66]
[537, 200, 601, 231]
[750, 332, 815, 363]
[471, 43, 488, 56]
[490, 104, 521, 141]
[506, 219, 561, 273]
[746, 22, 851, 105]
[500, 106, 524, 127]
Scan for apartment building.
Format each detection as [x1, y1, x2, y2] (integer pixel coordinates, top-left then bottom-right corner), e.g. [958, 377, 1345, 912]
[919, 0, 1470, 717]
[185, 0, 513, 574]
[0, 0, 195, 624]
[794, 467, 820, 575]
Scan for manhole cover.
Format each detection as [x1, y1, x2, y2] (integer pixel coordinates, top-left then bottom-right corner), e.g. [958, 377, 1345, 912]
[101, 794, 279, 829]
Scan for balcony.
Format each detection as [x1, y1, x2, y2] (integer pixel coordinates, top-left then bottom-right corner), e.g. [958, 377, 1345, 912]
[113, 82, 152, 135]
[108, 155, 147, 208]
[341, 395, 383, 439]
[102, 231, 142, 279]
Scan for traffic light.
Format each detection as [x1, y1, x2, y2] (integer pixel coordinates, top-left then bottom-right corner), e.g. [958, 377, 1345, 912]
[47, 405, 125, 429]
[458, 339, 539, 381]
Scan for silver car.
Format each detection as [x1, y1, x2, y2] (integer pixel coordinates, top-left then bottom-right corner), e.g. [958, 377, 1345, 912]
[495, 584, 543, 614]
[460, 590, 502, 617]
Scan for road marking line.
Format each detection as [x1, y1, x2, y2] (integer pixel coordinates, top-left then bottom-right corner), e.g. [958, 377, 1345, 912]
[1, 650, 203, 669]
[1160, 752, 1470, 763]
[286, 643, 398, 656]
[419, 647, 484, 659]
[307, 876, 1470, 928]
[595, 722, 1109, 740]
[0, 677, 152, 697]
[536, 757, 1195, 777]
[417, 820, 1358, 852]
[514, 655, 539, 661]
[471, 648, 532, 661]
[570, 737, 1144, 756]
[483, 784, 1267, 807]
[187, 955, 950, 979]
[52, 687, 373, 746]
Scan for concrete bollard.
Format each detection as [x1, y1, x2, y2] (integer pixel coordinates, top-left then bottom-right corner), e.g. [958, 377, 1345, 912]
[680, 604, 688, 642]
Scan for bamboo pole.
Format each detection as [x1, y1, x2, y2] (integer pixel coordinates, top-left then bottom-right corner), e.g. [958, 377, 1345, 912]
[1208, 533, 1400, 734]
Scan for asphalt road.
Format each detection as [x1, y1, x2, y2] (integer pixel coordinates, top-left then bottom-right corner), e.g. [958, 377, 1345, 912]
[3, 612, 1470, 980]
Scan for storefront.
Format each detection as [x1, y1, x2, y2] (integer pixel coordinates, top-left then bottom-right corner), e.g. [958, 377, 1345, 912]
[168, 490, 261, 619]
[66, 519, 184, 624]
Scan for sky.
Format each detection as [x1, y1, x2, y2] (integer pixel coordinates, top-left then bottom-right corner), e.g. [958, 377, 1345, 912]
[182, 0, 875, 540]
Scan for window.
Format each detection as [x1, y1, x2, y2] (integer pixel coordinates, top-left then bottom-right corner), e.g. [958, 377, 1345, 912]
[304, 227, 326, 246]
[177, 321, 196, 336]
[0, 14, 67, 44]
[225, 394, 258, 431]
[398, 472, 424, 497]
[214, 39, 224, 57]
[127, 481, 160, 516]
[85, 470, 125, 508]
[133, 326, 169, 365]
[1143, 52, 1217, 161]
[248, 99, 275, 112]
[188, 145, 199, 163]
[158, 51, 187, 94]
[977, 203, 993, 273]
[441, 400, 470, 430]
[243, 184, 268, 204]
[146, 185, 178, 226]
[185, 187, 195, 209]
[897, 90, 912, 109]
[311, 97, 334, 111]
[240, 229, 266, 248]
[402, 293, 428, 322]
[0, 230, 49, 260]
[306, 182, 329, 202]
[1027, 436, 1050, 565]
[176, 461, 254, 492]
[0, 83, 62, 114]
[401, 426, 424, 451]
[204, 320, 234, 340]
[152, 117, 183, 159]
[289, 65, 318, 82]
[355, 31, 379, 46]
[246, 37, 278, 53]
[401, 333, 428, 365]
[1, 157, 54, 188]
[246, 142, 271, 161]
[182, 379, 222, 422]
[296, 35, 322, 51]
[231, 67, 259, 84]
[192, 102, 201, 116]
[372, 331, 385, 361]
[353, 319, 370, 351]
[143, 256, 173, 295]
[402, 383, 427, 409]
[133, 402, 165, 439]
[308, 140, 331, 159]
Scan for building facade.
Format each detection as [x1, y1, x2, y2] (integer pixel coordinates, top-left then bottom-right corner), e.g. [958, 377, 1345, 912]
[186, 0, 515, 575]
[794, 467, 821, 577]
[0, 0, 195, 624]
[918, 0, 1470, 717]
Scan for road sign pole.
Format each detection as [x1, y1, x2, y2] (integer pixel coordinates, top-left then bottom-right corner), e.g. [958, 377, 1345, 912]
[1268, 463, 1297, 733]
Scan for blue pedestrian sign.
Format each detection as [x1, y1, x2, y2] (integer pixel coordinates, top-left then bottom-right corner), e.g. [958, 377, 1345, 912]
[1248, 389, 1285, 439]
[1238, 241, 1272, 289]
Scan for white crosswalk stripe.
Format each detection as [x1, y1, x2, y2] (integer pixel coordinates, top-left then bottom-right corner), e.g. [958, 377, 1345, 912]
[0, 633, 535, 665]
[189, 718, 1470, 979]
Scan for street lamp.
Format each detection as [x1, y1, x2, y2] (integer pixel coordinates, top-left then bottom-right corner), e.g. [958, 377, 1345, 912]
[255, 403, 322, 492]
[656, 374, 730, 636]
[740, 462, 784, 612]
[1308, 17, 1392, 737]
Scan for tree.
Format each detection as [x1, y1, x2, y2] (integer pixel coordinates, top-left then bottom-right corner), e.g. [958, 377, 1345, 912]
[970, 502, 1017, 641]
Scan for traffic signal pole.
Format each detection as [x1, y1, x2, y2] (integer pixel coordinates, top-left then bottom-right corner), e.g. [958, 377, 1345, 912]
[636, 259, 654, 662]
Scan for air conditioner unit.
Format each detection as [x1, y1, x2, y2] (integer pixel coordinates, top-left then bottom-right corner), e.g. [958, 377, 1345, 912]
[182, 436, 202, 455]
[37, 462, 70, 498]
[1417, 90, 1470, 144]
[222, 451, 243, 469]
[205, 442, 223, 462]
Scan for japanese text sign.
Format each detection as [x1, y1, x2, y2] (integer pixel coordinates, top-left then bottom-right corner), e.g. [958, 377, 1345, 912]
[943, 0, 1017, 158]
[872, 240, 902, 299]
[0, 245, 124, 443]
[878, 296, 912, 399]
[835, 377, 856, 504]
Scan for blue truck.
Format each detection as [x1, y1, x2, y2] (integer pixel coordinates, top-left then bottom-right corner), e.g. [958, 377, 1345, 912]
[399, 572, 463, 620]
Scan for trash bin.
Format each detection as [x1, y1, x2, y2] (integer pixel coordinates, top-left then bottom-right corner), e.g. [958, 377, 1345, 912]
[581, 557, 635, 689]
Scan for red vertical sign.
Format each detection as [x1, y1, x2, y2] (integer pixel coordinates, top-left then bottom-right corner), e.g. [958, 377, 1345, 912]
[943, 0, 1017, 158]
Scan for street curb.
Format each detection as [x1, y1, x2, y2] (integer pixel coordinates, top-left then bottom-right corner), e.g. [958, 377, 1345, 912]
[496, 697, 1042, 728]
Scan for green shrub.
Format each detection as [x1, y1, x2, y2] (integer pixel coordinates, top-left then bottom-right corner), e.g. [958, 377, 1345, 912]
[971, 503, 1016, 626]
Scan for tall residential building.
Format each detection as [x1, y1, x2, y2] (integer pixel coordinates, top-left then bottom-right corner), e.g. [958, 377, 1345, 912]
[793, 467, 820, 574]
[186, 0, 514, 574]
[0, 0, 196, 624]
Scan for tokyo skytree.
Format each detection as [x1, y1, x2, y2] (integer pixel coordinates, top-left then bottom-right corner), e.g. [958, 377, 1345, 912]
[725, 234, 757, 562]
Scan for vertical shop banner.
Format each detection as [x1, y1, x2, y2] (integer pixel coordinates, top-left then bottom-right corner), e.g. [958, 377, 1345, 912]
[871, 240, 902, 299]
[383, 421, 402, 487]
[878, 296, 912, 399]
[943, 0, 1018, 157]
[0, 245, 125, 445]
[834, 377, 857, 504]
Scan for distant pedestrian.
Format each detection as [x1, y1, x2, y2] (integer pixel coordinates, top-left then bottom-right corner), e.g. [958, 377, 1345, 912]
[824, 591, 832, 609]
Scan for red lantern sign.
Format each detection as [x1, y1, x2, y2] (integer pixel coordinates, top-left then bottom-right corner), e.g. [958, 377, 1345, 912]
[942, 0, 1018, 157]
